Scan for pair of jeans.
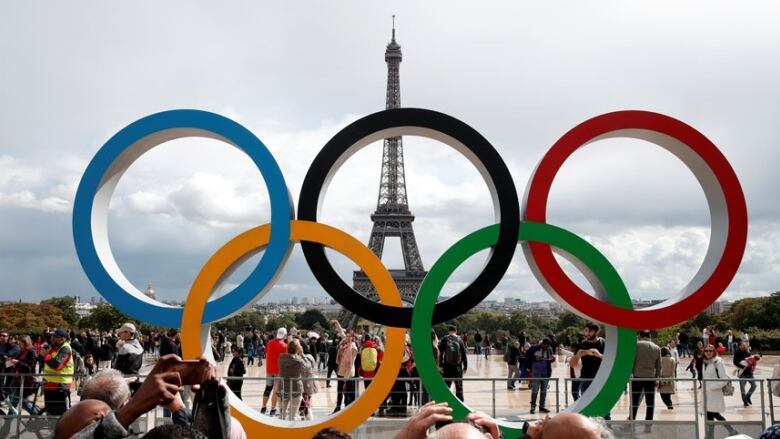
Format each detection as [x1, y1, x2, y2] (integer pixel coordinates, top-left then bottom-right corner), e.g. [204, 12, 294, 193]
[336, 376, 356, 408]
[280, 395, 302, 420]
[630, 379, 656, 420]
[507, 364, 521, 388]
[705, 411, 738, 439]
[739, 372, 756, 405]
[442, 365, 464, 401]
[571, 378, 581, 401]
[530, 378, 549, 409]
[660, 392, 673, 408]
[43, 385, 70, 415]
[318, 352, 329, 370]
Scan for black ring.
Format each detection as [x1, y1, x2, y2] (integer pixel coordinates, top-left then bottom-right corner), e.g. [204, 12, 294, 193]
[298, 108, 520, 328]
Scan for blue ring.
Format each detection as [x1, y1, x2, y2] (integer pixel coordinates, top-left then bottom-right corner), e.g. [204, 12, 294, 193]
[73, 110, 292, 327]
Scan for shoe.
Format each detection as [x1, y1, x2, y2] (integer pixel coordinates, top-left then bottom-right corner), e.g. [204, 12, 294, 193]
[539, 407, 550, 413]
[507, 386, 515, 390]
[260, 407, 267, 415]
[332, 407, 341, 414]
[378, 408, 387, 417]
[268, 409, 277, 417]
[530, 408, 536, 414]
[667, 405, 674, 410]
[326, 384, 332, 388]
[744, 403, 749, 408]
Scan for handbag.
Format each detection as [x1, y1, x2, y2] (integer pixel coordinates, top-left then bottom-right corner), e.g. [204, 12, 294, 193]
[715, 364, 734, 396]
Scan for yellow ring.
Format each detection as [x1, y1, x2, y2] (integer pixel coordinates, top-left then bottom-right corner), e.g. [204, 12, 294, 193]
[181, 220, 405, 437]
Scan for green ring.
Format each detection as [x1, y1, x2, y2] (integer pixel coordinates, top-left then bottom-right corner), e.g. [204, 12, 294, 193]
[411, 221, 637, 438]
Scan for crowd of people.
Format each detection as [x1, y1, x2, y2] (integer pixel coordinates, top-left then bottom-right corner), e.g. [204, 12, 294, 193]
[2, 320, 780, 438]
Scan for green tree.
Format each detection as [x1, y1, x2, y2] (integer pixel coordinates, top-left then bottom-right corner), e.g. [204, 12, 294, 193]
[556, 311, 585, 332]
[265, 313, 297, 333]
[41, 296, 80, 326]
[295, 309, 328, 330]
[0, 303, 68, 334]
[79, 303, 136, 332]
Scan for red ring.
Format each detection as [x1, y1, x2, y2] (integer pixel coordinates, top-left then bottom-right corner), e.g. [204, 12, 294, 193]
[523, 110, 747, 329]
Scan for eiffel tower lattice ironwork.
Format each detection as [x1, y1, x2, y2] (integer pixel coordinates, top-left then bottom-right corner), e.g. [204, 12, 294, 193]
[340, 19, 427, 329]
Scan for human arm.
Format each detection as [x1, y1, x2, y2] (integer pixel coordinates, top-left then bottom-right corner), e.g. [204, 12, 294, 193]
[330, 320, 345, 338]
[114, 371, 182, 428]
[393, 402, 453, 439]
[44, 344, 72, 370]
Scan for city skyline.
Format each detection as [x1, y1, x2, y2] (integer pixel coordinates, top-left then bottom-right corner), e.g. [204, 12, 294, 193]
[1, 3, 779, 308]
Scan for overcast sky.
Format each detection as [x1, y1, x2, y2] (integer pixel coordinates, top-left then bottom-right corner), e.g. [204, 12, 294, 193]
[1, 2, 778, 309]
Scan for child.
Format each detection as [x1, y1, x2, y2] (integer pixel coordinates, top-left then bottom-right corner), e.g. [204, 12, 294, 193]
[227, 346, 246, 399]
[247, 344, 255, 366]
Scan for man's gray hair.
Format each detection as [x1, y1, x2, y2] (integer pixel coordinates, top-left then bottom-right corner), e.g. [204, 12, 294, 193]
[80, 369, 131, 410]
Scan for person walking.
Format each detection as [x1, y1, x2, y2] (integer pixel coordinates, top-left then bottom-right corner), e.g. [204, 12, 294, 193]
[733, 341, 758, 407]
[702, 344, 739, 438]
[525, 338, 554, 414]
[473, 331, 482, 356]
[227, 345, 246, 400]
[679, 331, 691, 358]
[278, 339, 312, 420]
[630, 330, 661, 421]
[261, 327, 288, 416]
[326, 333, 339, 388]
[317, 334, 329, 371]
[481, 334, 491, 359]
[505, 340, 521, 390]
[726, 330, 735, 356]
[691, 341, 705, 388]
[658, 347, 677, 409]
[438, 325, 468, 402]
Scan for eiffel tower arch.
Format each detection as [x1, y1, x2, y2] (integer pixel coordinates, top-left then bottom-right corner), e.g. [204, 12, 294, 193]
[340, 19, 427, 329]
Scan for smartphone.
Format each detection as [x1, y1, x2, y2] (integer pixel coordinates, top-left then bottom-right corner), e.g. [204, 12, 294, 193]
[168, 360, 209, 385]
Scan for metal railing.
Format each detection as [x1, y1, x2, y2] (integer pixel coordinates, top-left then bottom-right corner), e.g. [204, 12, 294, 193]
[769, 378, 780, 425]
[1, 373, 776, 439]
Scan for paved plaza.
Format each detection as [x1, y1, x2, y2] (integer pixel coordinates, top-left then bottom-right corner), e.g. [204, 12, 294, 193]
[210, 351, 777, 424]
[3, 351, 777, 438]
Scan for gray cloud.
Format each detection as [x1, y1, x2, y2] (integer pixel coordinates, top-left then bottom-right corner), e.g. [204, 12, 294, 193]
[1, 1, 778, 306]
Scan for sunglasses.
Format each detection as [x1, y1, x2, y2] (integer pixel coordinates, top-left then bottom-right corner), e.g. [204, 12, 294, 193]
[704, 349, 715, 352]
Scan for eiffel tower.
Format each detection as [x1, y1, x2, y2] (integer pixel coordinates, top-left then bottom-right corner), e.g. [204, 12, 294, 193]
[341, 18, 427, 329]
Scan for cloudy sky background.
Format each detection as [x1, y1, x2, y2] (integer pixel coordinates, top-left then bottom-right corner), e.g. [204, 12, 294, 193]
[1, 2, 779, 308]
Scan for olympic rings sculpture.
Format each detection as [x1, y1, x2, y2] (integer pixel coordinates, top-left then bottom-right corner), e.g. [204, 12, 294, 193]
[73, 108, 747, 438]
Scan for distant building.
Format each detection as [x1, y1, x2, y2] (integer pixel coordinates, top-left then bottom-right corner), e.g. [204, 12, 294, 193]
[144, 282, 156, 300]
[74, 301, 97, 317]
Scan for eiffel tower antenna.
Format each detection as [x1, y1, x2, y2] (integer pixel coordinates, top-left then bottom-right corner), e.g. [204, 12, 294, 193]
[343, 17, 428, 329]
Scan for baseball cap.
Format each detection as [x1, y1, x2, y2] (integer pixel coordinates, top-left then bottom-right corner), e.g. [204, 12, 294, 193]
[276, 327, 287, 339]
[117, 323, 137, 335]
[53, 329, 68, 338]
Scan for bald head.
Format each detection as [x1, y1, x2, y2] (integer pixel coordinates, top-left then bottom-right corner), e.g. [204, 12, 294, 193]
[543, 413, 611, 439]
[54, 399, 112, 439]
[430, 422, 491, 439]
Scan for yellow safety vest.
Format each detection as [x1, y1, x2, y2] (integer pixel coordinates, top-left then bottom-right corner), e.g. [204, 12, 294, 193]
[43, 341, 74, 385]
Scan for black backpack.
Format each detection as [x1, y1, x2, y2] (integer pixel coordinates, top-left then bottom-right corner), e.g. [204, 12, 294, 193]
[443, 335, 462, 366]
